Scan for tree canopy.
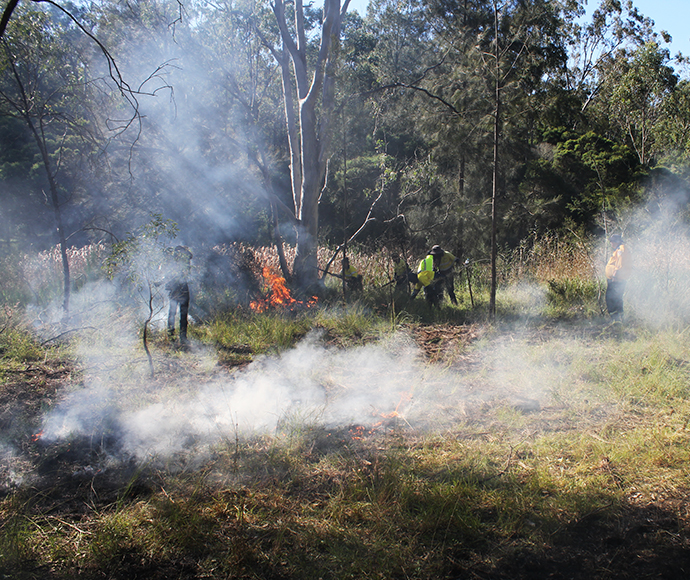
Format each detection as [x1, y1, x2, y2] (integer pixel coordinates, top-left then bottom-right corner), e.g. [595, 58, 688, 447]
[1, 0, 688, 288]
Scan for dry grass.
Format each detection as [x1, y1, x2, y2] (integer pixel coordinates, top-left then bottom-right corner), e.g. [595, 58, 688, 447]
[504, 233, 597, 284]
[222, 242, 401, 288]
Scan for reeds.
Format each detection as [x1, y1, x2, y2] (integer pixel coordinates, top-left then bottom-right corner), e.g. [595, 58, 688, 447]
[0, 243, 108, 307]
[6, 227, 690, 333]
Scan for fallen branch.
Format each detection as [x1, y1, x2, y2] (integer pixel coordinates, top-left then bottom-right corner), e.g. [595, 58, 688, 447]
[41, 327, 97, 345]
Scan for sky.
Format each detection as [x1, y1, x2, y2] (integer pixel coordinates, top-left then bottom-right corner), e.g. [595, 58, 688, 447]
[347, 0, 690, 64]
[629, 0, 690, 60]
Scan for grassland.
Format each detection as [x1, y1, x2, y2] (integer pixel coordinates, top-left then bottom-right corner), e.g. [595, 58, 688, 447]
[2, 237, 690, 579]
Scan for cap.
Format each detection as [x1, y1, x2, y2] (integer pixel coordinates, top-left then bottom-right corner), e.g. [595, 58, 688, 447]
[430, 245, 443, 256]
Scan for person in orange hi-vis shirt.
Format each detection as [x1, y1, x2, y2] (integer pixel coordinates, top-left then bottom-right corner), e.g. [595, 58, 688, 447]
[605, 234, 632, 321]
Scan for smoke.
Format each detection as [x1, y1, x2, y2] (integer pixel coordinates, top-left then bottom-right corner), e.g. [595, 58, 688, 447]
[6, 1, 690, 481]
[604, 187, 690, 327]
[35, 313, 580, 468]
[39, 330, 423, 460]
[0, 442, 30, 489]
[94, 7, 278, 251]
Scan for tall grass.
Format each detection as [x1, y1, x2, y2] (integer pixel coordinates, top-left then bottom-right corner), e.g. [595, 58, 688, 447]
[7, 227, 690, 327]
[0, 235, 607, 325]
[0, 306, 49, 366]
[0, 244, 109, 331]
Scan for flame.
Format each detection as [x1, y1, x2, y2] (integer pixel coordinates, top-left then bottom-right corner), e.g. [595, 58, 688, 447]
[32, 431, 43, 442]
[349, 425, 367, 440]
[346, 392, 413, 441]
[374, 392, 412, 420]
[250, 267, 318, 312]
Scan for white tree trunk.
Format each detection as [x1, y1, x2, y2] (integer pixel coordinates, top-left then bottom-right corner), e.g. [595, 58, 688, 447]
[272, 0, 349, 291]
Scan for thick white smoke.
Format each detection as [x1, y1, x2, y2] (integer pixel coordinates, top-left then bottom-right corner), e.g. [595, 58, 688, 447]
[603, 192, 690, 326]
[37, 317, 572, 466]
[39, 330, 423, 459]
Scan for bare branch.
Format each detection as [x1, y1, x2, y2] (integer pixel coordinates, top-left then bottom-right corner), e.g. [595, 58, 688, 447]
[364, 82, 462, 117]
[0, 0, 19, 40]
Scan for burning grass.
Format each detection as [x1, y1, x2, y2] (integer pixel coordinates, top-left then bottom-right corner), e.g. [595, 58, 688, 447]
[249, 267, 319, 313]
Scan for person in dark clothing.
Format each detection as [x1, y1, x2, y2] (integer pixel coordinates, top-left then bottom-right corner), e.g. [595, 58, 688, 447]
[165, 245, 192, 343]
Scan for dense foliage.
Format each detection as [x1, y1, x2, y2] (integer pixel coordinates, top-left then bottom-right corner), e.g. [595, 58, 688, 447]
[0, 0, 689, 270]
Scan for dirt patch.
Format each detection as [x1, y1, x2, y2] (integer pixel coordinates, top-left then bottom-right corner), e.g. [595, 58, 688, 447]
[0, 358, 73, 443]
[405, 322, 482, 362]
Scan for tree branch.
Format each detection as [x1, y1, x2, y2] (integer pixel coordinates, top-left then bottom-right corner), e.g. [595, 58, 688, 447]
[0, 0, 19, 40]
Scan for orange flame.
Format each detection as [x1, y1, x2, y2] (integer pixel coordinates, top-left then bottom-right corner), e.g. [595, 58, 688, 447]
[347, 392, 413, 440]
[32, 431, 43, 442]
[374, 392, 412, 420]
[250, 267, 318, 312]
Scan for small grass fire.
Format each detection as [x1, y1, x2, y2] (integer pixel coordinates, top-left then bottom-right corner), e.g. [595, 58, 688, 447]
[348, 392, 413, 440]
[250, 266, 317, 312]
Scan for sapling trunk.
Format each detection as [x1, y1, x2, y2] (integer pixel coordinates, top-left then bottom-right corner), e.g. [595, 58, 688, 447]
[143, 281, 155, 378]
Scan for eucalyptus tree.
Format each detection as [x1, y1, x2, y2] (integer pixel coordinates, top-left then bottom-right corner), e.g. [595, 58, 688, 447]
[93, 0, 358, 291]
[599, 41, 678, 167]
[188, 0, 299, 272]
[317, 10, 385, 250]
[260, 0, 353, 291]
[559, 40, 678, 233]
[309, 1, 436, 259]
[656, 79, 690, 166]
[565, 0, 658, 115]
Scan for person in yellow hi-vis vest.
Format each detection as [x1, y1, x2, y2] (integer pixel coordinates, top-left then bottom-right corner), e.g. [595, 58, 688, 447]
[410, 246, 444, 307]
[605, 234, 632, 321]
[392, 253, 411, 294]
[341, 257, 363, 292]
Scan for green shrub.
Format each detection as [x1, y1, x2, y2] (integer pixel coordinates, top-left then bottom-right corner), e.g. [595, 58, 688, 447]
[544, 278, 603, 318]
